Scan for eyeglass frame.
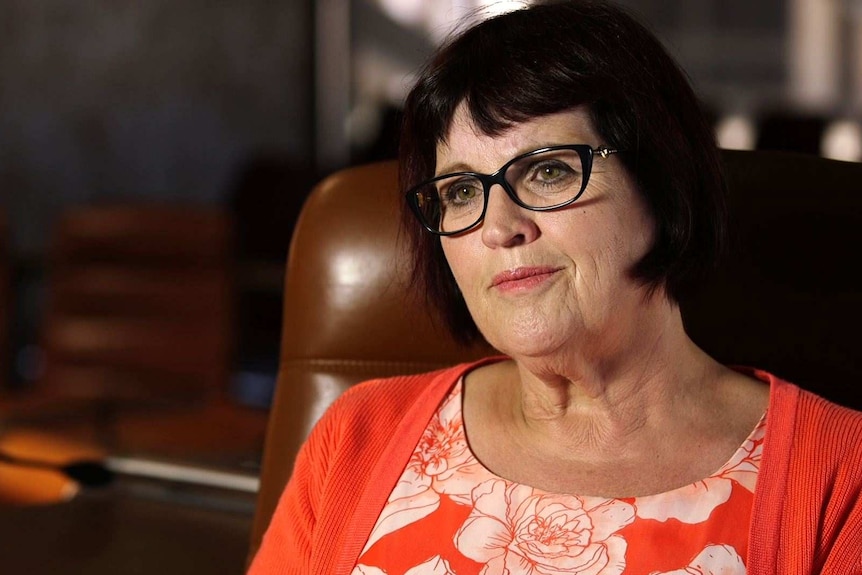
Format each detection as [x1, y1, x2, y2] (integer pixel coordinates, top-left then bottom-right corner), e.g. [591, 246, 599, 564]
[405, 144, 621, 236]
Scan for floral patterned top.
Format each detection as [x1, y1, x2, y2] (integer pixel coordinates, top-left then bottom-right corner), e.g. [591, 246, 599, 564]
[353, 378, 766, 575]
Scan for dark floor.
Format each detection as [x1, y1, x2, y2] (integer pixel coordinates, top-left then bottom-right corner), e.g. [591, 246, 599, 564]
[0, 368, 269, 574]
[0, 476, 256, 574]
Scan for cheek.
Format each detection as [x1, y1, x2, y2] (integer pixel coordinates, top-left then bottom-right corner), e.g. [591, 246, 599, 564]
[600, 215, 654, 283]
[556, 200, 654, 294]
[587, 182, 655, 265]
[441, 238, 486, 306]
[441, 239, 470, 281]
[619, 199, 656, 264]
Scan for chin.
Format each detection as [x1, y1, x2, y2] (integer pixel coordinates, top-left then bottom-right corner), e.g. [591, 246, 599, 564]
[479, 318, 572, 360]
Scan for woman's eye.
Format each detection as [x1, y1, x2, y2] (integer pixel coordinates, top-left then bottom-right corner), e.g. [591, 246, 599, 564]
[535, 162, 570, 181]
[445, 182, 480, 203]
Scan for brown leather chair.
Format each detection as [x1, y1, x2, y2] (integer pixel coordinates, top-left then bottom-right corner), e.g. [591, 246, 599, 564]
[0, 204, 248, 503]
[248, 150, 862, 560]
[3, 204, 268, 475]
[2, 204, 246, 453]
[37, 204, 234, 405]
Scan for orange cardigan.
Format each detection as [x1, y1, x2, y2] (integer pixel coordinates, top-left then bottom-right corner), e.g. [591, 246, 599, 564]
[249, 359, 862, 574]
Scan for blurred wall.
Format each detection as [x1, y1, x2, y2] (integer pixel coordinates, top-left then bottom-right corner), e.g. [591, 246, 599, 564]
[0, 0, 313, 258]
[350, 0, 789, 116]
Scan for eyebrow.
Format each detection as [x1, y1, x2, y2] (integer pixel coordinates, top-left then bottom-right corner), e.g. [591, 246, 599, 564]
[434, 162, 474, 177]
[435, 142, 566, 177]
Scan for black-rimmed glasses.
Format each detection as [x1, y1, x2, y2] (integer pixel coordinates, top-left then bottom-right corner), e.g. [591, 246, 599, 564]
[406, 144, 620, 236]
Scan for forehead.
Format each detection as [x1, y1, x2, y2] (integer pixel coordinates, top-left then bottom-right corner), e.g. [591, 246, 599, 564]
[436, 104, 601, 171]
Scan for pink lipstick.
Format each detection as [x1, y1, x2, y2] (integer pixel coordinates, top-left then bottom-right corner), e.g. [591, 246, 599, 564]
[491, 266, 561, 293]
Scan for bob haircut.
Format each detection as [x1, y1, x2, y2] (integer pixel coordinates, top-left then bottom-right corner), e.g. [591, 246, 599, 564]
[399, 0, 727, 345]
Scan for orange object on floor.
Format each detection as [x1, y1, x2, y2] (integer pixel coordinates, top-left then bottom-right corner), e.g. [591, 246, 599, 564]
[0, 463, 78, 505]
[0, 429, 105, 505]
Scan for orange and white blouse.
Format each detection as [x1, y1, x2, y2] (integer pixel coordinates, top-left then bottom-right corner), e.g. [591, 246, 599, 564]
[354, 379, 766, 575]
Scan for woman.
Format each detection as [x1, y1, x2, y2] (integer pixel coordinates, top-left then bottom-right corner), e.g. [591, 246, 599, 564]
[249, 1, 862, 573]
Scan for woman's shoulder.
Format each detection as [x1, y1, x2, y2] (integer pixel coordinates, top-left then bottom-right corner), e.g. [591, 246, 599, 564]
[763, 371, 862, 459]
[297, 358, 503, 477]
[748, 373, 862, 574]
[336, 363, 464, 406]
[321, 358, 504, 428]
[793, 384, 862, 447]
[766, 372, 862, 423]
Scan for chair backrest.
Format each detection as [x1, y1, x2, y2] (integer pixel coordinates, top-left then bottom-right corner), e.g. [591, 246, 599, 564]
[681, 151, 862, 408]
[248, 150, 862, 558]
[248, 161, 495, 557]
[37, 204, 234, 404]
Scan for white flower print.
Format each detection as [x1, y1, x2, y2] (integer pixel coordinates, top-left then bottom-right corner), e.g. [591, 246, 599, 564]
[351, 565, 387, 575]
[404, 555, 457, 575]
[363, 385, 490, 552]
[650, 544, 746, 575]
[455, 479, 634, 575]
[636, 417, 765, 523]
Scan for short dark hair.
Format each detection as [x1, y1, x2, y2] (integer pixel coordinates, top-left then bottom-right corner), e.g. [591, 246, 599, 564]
[399, 0, 727, 344]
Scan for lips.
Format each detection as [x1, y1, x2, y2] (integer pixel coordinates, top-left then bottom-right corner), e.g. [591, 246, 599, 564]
[491, 266, 562, 292]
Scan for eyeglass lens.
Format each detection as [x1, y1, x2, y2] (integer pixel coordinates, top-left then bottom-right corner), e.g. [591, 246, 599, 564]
[412, 148, 587, 234]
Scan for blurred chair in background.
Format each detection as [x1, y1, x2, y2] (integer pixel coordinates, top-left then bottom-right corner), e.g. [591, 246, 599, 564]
[247, 149, 862, 560]
[0, 208, 108, 505]
[3, 204, 267, 468]
[40, 204, 233, 406]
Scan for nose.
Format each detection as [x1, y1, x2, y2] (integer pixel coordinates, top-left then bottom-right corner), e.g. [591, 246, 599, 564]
[480, 183, 540, 248]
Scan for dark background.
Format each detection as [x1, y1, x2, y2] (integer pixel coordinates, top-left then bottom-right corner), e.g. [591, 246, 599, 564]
[0, 0, 859, 400]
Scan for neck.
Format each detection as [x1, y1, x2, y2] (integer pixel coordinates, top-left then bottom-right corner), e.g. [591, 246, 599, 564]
[502, 301, 721, 449]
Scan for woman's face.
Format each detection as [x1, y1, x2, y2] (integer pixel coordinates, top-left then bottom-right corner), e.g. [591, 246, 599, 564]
[438, 105, 657, 358]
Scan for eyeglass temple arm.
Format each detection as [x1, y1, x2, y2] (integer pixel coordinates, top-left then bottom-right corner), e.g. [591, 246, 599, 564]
[594, 146, 619, 159]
